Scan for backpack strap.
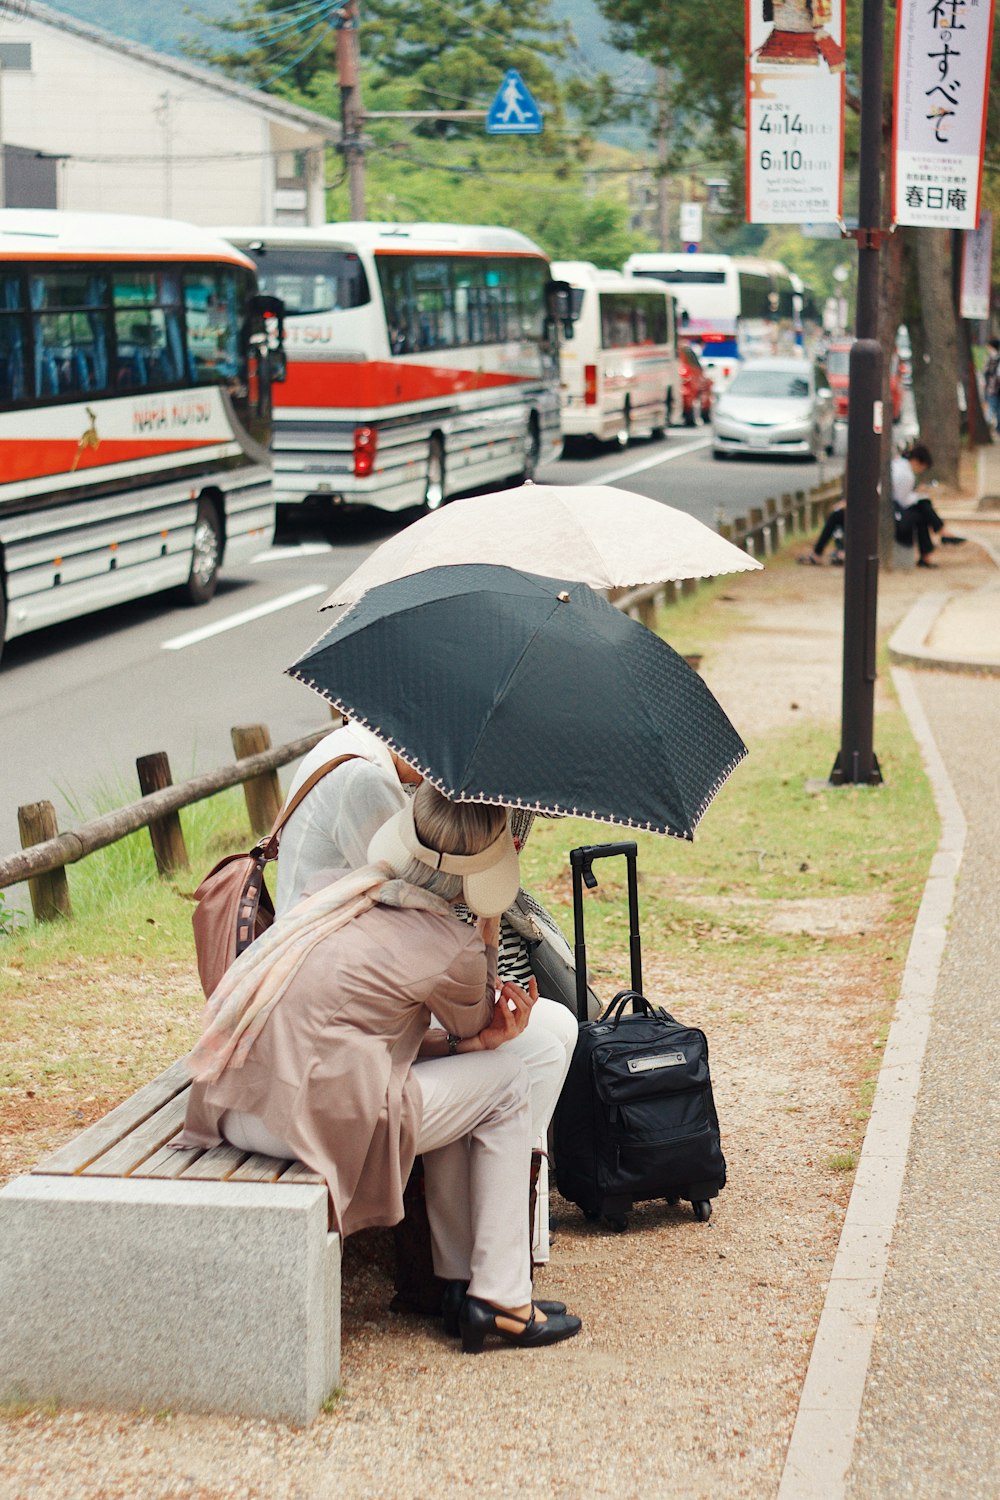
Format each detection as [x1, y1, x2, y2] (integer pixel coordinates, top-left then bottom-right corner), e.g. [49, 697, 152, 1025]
[260, 753, 363, 856]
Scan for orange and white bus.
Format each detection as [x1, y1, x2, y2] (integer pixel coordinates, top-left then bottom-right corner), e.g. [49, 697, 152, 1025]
[551, 261, 677, 446]
[0, 210, 283, 660]
[223, 222, 569, 515]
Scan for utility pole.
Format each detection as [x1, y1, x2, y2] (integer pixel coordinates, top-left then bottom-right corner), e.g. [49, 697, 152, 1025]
[831, 0, 884, 786]
[655, 67, 670, 251]
[335, 0, 365, 219]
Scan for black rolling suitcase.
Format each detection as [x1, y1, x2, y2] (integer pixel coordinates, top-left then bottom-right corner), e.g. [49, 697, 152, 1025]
[553, 842, 726, 1231]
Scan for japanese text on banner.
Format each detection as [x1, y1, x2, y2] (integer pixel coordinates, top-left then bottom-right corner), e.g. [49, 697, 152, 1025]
[745, 0, 845, 225]
[893, 0, 997, 230]
[959, 210, 993, 319]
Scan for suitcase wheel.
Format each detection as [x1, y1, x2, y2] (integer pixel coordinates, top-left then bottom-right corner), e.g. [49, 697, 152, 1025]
[582, 1207, 601, 1222]
[606, 1215, 629, 1234]
[692, 1200, 712, 1223]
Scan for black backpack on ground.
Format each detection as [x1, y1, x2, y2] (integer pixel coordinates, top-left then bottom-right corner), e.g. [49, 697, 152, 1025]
[553, 843, 726, 1232]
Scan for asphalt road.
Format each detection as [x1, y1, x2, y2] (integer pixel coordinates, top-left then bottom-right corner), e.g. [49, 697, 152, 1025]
[0, 426, 844, 876]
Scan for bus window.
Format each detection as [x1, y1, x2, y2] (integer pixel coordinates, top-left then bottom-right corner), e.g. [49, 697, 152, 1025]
[29, 271, 111, 399]
[0, 274, 27, 404]
[377, 258, 414, 353]
[250, 248, 370, 315]
[184, 270, 240, 384]
[112, 272, 184, 389]
[634, 293, 668, 345]
[515, 259, 546, 340]
[737, 272, 771, 321]
[411, 258, 455, 350]
[599, 293, 636, 348]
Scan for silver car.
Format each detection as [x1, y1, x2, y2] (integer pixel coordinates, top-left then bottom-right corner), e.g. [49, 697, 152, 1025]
[711, 357, 835, 461]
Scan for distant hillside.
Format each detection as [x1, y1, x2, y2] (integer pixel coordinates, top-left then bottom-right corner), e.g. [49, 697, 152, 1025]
[42, 0, 235, 55]
[49, 0, 642, 82]
[49, 0, 649, 144]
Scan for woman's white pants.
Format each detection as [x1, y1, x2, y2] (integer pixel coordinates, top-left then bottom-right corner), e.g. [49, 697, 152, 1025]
[429, 994, 577, 1140]
[222, 1048, 537, 1308]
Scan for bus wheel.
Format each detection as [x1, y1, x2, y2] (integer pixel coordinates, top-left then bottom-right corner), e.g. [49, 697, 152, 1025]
[185, 496, 223, 605]
[651, 391, 670, 441]
[615, 401, 631, 449]
[423, 436, 445, 512]
[522, 415, 541, 480]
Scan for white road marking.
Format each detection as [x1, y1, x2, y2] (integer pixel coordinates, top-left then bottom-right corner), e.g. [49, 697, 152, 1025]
[598, 435, 713, 485]
[162, 585, 327, 651]
[251, 542, 334, 563]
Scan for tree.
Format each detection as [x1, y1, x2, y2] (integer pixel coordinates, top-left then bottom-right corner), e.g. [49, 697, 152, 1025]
[189, 0, 571, 128]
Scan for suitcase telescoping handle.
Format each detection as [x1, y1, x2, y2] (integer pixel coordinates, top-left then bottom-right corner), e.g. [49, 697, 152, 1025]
[569, 843, 642, 1022]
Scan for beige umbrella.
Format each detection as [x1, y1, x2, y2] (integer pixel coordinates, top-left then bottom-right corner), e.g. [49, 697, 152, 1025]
[321, 481, 761, 611]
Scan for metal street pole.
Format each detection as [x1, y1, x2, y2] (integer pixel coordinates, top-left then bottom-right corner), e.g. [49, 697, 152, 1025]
[831, 0, 884, 786]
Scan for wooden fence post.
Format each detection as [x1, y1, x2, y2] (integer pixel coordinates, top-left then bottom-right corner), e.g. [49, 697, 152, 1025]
[749, 507, 766, 555]
[637, 594, 657, 629]
[17, 801, 71, 922]
[794, 490, 808, 533]
[136, 753, 188, 875]
[231, 725, 283, 837]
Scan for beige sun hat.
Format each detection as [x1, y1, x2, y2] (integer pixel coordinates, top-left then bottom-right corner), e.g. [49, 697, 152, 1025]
[368, 801, 519, 917]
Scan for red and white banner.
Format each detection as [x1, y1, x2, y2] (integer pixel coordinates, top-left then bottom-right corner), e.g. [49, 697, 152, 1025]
[893, 0, 997, 229]
[959, 209, 994, 319]
[745, 0, 846, 224]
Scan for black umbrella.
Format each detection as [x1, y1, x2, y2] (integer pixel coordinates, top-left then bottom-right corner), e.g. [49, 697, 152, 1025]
[289, 564, 747, 840]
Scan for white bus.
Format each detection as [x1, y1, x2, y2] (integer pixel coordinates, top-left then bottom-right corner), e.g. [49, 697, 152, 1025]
[223, 222, 569, 516]
[623, 253, 797, 388]
[550, 261, 677, 447]
[0, 210, 283, 661]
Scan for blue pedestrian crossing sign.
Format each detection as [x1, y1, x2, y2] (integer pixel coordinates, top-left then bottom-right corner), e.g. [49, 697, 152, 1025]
[486, 70, 543, 135]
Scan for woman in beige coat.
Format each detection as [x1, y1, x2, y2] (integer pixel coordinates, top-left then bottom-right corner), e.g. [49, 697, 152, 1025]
[174, 785, 581, 1353]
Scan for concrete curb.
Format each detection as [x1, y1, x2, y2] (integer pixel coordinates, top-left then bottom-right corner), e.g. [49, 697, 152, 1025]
[776, 668, 967, 1500]
[888, 589, 1000, 676]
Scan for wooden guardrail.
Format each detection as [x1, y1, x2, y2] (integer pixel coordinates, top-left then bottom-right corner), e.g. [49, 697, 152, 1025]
[612, 476, 843, 627]
[3, 476, 843, 926]
[1, 724, 339, 923]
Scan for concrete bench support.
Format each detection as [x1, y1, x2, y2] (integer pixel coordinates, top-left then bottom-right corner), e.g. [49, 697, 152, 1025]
[0, 1174, 340, 1424]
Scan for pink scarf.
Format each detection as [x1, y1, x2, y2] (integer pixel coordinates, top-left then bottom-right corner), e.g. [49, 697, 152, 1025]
[187, 863, 455, 1084]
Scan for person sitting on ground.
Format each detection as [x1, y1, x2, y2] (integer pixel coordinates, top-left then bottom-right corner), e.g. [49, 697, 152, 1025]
[275, 721, 577, 1144]
[173, 786, 582, 1353]
[799, 473, 846, 566]
[891, 442, 965, 568]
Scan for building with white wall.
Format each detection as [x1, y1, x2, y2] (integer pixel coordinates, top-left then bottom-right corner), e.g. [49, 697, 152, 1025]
[0, 2, 338, 225]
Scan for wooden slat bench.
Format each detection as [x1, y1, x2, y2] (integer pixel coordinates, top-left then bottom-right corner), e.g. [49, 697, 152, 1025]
[31, 1059, 325, 1189]
[0, 1063, 340, 1423]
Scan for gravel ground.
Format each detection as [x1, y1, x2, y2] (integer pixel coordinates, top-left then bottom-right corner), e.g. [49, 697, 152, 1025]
[2, 537, 995, 1500]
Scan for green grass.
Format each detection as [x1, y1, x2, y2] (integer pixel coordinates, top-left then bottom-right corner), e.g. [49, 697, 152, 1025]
[0, 789, 255, 1111]
[518, 705, 937, 995]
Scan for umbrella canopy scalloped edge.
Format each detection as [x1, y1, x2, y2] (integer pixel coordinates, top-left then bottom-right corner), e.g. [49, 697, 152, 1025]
[285, 667, 748, 842]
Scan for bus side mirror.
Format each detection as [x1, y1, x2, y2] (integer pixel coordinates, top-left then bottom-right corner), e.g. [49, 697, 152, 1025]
[545, 279, 575, 340]
[250, 293, 287, 382]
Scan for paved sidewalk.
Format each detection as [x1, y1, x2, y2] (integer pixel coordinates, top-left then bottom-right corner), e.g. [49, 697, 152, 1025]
[779, 448, 1000, 1497]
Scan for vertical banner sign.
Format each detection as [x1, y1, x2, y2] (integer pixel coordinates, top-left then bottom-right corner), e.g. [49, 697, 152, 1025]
[893, 0, 997, 229]
[680, 201, 703, 246]
[745, 0, 846, 223]
[959, 209, 993, 319]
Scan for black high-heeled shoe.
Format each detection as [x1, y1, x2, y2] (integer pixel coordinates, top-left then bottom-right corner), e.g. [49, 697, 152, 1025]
[458, 1294, 582, 1353]
[441, 1279, 567, 1338]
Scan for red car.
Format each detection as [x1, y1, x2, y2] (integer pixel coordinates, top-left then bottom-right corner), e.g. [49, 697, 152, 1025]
[824, 339, 903, 423]
[679, 343, 713, 426]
